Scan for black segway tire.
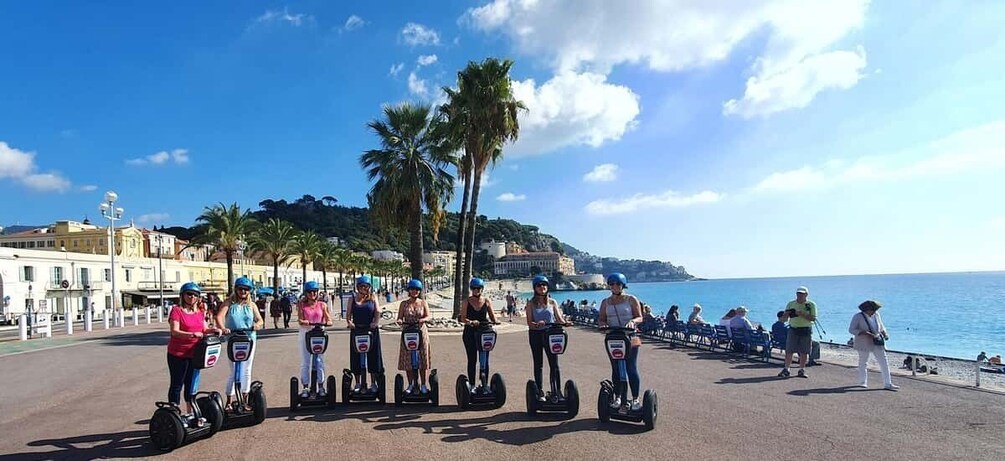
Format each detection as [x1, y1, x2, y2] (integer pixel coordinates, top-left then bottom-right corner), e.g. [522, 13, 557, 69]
[565, 380, 580, 418]
[394, 374, 404, 407]
[491, 373, 506, 409]
[597, 387, 611, 423]
[250, 384, 267, 424]
[642, 390, 658, 430]
[326, 375, 337, 407]
[149, 407, 184, 452]
[341, 373, 352, 405]
[430, 371, 439, 407]
[289, 377, 300, 413]
[378, 373, 387, 404]
[197, 394, 224, 435]
[525, 380, 538, 416]
[455, 375, 470, 409]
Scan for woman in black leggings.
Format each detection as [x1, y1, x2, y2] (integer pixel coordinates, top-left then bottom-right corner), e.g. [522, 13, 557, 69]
[525, 275, 569, 402]
[459, 278, 498, 391]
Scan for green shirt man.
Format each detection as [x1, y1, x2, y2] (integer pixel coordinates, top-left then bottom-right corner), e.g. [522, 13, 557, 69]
[786, 299, 817, 328]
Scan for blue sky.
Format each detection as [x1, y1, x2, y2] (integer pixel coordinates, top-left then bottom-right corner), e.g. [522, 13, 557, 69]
[2, 1, 1004, 278]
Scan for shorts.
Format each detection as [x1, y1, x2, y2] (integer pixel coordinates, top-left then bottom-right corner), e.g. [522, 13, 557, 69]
[785, 327, 812, 354]
[507, 305, 515, 314]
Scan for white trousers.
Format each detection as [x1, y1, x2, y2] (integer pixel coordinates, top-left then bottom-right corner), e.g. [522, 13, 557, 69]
[857, 344, 893, 386]
[225, 347, 256, 395]
[299, 328, 325, 389]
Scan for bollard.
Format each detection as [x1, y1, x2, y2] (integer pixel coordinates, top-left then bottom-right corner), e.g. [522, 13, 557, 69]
[977, 352, 987, 387]
[85, 309, 93, 332]
[66, 307, 74, 335]
[19, 314, 28, 341]
[158, 304, 163, 323]
[911, 355, 917, 377]
[145, 306, 151, 324]
[132, 308, 138, 326]
[103, 309, 110, 329]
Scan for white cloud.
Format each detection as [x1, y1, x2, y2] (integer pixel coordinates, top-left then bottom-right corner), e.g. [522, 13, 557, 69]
[254, 8, 312, 27]
[508, 71, 640, 156]
[0, 141, 72, 193]
[389, 62, 405, 77]
[753, 120, 1005, 193]
[496, 192, 526, 202]
[417, 54, 438, 66]
[126, 148, 190, 166]
[407, 71, 429, 97]
[342, 15, 365, 31]
[79, 185, 98, 192]
[137, 213, 170, 225]
[466, 0, 869, 118]
[455, 172, 495, 189]
[401, 22, 440, 46]
[585, 190, 724, 216]
[583, 163, 618, 182]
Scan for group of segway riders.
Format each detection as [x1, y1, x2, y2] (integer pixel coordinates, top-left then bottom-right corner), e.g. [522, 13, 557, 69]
[151, 272, 656, 450]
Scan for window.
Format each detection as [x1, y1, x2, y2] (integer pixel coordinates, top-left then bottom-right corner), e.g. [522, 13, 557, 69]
[104, 269, 111, 282]
[79, 268, 90, 284]
[60, 240, 65, 248]
[85, 239, 90, 246]
[125, 269, 131, 282]
[73, 240, 78, 247]
[22, 266, 35, 282]
[47, 240, 55, 248]
[52, 266, 64, 283]
[175, 271, 181, 282]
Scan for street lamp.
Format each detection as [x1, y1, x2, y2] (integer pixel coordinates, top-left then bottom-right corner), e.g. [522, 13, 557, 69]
[155, 233, 165, 322]
[99, 191, 124, 327]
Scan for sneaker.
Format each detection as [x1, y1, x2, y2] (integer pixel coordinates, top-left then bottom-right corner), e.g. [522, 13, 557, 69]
[884, 384, 900, 391]
[353, 384, 362, 393]
[856, 383, 868, 388]
[420, 384, 429, 394]
[469, 384, 477, 394]
[317, 388, 327, 398]
[370, 383, 379, 393]
[630, 398, 642, 411]
[194, 417, 207, 428]
[405, 384, 414, 394]
[797, 369, 808, 378]
[609, 397, 622, 409]
[300, 388, 310, 399]
[777, 368, 790, 378]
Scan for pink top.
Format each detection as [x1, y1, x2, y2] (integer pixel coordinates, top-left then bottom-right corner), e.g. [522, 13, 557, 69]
[167, 306, 206, 358]
[299, 301, 326, 326]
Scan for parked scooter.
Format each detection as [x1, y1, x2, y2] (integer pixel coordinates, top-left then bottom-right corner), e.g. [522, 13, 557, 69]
[455, 322, 506, 409]
[216, 329, 267, 426]
[597, 326, 657, 430]
[394, 322, 439, 406]
[290, 324, 337, 411]
[148, 334, 225, 452]
[342, 326, 386, 404]
[526, 323, 579, 417]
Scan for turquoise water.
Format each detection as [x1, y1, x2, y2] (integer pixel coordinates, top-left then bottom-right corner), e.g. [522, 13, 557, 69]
[536, 272, 1005, 360]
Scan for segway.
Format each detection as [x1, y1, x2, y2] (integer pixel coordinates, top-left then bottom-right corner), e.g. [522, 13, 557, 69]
[394, 322, 439, 406]
[290, 324, 337, 412]
[455, 322, 506, 409]
[217, 329, 267, 427]
[526, 323, 579, 417]
[597, 326, 658, 430]
[342, 326, 386, 404]
[148, 335, 225, 452]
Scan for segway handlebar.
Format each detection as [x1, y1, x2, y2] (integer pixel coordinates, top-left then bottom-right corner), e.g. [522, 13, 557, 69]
[597, 325, 636, 332]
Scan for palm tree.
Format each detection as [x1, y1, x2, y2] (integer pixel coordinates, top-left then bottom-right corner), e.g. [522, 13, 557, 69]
[248, 218, 296, 296]
[360, 102, 456, 282]
[193, 202, 258, 293]
[441, 58, 524, 317]
[290, 229, 322, 287]
[315, 241, 339, 292]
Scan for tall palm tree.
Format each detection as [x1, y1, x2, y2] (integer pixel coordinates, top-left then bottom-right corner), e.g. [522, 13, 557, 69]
[315, 241, 339, 292]
[360, 102, 456, 282]
[193, 202, 258, 293]
[441, 58, 524, 317]
[290, 229, 322, 287]
[248, 218, 296, 296]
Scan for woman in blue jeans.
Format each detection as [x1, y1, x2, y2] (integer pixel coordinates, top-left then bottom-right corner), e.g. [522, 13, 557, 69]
[597, 273, 644, 410]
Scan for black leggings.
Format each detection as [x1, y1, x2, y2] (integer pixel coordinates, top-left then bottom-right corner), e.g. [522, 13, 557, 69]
[528, 331, 560, 391]
[462, 328, 479, 383]
[167, 353, 200, 405]
[282, 311, 292, 327]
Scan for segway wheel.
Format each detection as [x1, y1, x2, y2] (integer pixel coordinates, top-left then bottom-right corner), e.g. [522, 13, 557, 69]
[597, 387, 611, 423]
[250, 385, 267, 424]
[197, 394, 224, 435]
[525, 380, 538, 416]
[289, 377, 300, 413]
[326, 375, 338, 408]
[394, 374, 404, 407]
[490, 373, 506, 409]
[565, 380, 580, 418]
[430, 371, 439, 407]
[341, 373, 352, 405]
[455, 375, 470, 409]
[149, 407, 184, 452]
[642, 390, 658, 430]
[377, 373, 387, 404]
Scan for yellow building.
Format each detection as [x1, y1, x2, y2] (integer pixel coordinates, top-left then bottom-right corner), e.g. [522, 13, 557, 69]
[0, 220, 144, 258]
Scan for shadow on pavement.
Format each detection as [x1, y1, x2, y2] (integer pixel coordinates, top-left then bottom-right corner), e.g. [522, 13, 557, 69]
[271, 404, 457, 424]
[5, 429, 154, 460]
[99, 331, 168, 347]
[369, 411, 609, 445]
[716, 375, 784, 385]
[787, 385, 867, 396]
[731, 363, 778, 370]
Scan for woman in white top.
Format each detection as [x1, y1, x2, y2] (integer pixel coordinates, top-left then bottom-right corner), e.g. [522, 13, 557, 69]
[848, 300, 899, 390]
[597, 273, 644, 411]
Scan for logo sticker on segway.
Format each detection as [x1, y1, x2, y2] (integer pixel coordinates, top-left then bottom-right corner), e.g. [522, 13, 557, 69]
[549, 334, 567, 354]
[404, 332, 420, 351]
[480, 332, 497, 351]
[204, 345, 221, 367]
[355, 335, 370, 353]
[233, 341, 251, 361]
[310, 337, 325, 354]
[606, 339, 626, 360]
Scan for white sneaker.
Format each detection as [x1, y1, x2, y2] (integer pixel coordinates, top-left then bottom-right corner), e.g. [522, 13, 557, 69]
[856, 383, 868, 388]
[469, 384, 477, 394]
[884, 384, 900, 391]
[405, 384, 414, 394]
[609, 397, 622, 409]
[630, 398, 642, 411]
[299, 388, 310, 399]
[353, 384, 362, 393]
[420, 384, 429, 394]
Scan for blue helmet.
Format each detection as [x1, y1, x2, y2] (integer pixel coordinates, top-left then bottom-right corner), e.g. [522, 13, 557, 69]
[234, 276, 254, 290]
[179, 282, 202, 295]
[469, 277, 485, 289]
[356, 275, 372, 287]
[606, 272, 628, 287]
[304, 281, 320, 292]
[407, 279, 423, 291]
[532, 275, 549, 287]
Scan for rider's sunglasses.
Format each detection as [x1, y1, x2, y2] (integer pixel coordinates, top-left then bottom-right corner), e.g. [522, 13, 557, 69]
[534, 283, 548, 288]
[236, 287, 250, 293]
[183, 292, 199, 297]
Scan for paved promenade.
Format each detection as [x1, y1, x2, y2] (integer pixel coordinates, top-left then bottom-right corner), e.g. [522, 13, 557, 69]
[1, 320, 1004, 460]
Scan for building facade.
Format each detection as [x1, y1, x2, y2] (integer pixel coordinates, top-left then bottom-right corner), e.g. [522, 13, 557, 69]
[493, 252, 575, 276]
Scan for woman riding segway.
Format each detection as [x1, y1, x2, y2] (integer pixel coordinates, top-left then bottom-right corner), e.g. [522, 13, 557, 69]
[296, 281, 333, 399]
[525, 275, 569, 402]
[344, 275, 385, 401]
[394, 279, 437, 404]
[215, 277, 264, 412]
[459, 278, 498, 393]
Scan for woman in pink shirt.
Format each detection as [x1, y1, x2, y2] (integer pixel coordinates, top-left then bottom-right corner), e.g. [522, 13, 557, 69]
[297, 281, 333, 398]
[166, 282, 219, 427]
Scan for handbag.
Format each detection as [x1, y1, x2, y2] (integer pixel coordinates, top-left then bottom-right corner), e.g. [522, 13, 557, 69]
[612, 299, 642, 348]
[862, 312, 885, 346]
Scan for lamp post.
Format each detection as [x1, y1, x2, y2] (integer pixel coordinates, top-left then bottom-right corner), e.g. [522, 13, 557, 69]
[156, 234, 164, 322]
[99, 191, 124, 328]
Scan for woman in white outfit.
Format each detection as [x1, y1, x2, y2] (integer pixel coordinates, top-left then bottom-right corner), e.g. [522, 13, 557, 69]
[848, 300, 899, 390]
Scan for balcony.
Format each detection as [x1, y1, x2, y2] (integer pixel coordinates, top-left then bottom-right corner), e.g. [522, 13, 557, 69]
[43, 281, 105, 291]
[136, 281, 179, 292]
